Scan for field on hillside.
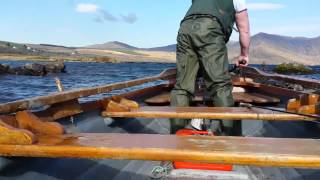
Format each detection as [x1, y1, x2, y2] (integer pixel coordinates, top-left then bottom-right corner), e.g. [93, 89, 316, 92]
[1, 33, 320, 65]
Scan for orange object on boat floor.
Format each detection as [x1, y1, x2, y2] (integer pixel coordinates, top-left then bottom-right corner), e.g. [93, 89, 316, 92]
[174, 129, 233, 172]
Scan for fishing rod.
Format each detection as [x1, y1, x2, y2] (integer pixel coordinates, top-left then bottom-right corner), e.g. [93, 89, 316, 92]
[239, 102, 320, 120]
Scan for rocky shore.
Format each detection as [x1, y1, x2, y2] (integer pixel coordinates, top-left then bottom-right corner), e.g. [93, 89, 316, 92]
[0, 60, 66, 76]
[273, 63, 316, 74]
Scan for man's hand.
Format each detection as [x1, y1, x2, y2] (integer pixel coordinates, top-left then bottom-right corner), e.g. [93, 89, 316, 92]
[235, 55, 249, 67]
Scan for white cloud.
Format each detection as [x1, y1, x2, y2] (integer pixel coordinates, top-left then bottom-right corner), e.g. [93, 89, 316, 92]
[121, 13, 138, 24]
[75, 3, 138, 24]
[76, 3, 99, 13]
[247, 3, 286, 11]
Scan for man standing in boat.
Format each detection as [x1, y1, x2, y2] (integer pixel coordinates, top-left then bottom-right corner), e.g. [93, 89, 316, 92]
[170, 0, 250, 134]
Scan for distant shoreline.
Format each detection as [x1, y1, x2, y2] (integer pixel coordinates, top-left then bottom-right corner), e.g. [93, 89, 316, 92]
[1, 53, 319, 66]
[2, 32, 320, 65]
[0, 53, 176, 64]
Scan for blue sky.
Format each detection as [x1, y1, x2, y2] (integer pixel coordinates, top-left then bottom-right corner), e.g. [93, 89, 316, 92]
[0, 0, 319, 47]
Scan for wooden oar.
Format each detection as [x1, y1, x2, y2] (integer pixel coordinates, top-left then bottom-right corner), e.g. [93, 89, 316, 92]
[242, 66, 320, 89]
[0, 68, 176, 114]
[102, 107, 317, 121]
[240, 103, 320, 120]
[1, 133, 320, 168]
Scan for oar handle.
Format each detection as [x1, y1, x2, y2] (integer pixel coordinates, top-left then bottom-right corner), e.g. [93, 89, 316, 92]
[229, 60, 247, 73]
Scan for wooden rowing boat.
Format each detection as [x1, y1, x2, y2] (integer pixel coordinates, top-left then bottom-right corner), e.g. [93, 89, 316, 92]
[0, 66, 319, 179]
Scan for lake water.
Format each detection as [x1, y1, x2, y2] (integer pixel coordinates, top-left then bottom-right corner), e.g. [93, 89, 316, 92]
[0, 60, 319, 104]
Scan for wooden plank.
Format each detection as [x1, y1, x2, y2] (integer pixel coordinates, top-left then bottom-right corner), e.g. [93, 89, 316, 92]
[0, 133, 320, 168]
[251, 84, 306, 99]
[298, 104, 320, 115]
[145, 92, 280, 105]
[0, 115, 17, 127]
[35, 100, 83, 121]
[144, 93, 171, 105]
[106, 100, 131, 113]
[0, 119, 36, 145]
[233, 81, 261, 88]
[287, 94, 320, 113]
[233, 92, 280, 104]
[35, 83, 171, 121]
[309, 94, 320, 105]
[0, 68, 176, 114]
[16, 111, 64, 136]
[248, 93, 280, 103]
[102, 107, 316, 121]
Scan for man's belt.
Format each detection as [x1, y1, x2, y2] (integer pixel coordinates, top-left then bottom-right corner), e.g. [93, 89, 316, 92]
[181, 14, 218, 24]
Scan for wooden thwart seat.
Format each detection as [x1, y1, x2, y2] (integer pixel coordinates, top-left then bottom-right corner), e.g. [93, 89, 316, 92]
[0, 133, 320, 169]
[102, 106, 315, 121]
[144, 92, 280, 105]
[233, 92, 280, 104]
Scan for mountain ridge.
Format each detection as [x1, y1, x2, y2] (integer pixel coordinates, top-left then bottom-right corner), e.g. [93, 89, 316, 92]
[85, 41, 139, 50]
[84, 32, 320, 55]
[82, 32, 320, 65]
[1, 33, 319, 65]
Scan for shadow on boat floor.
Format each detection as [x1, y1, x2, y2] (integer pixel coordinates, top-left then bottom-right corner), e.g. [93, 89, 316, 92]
[243, 119, 320, 180]
[0, 157, 157, 180]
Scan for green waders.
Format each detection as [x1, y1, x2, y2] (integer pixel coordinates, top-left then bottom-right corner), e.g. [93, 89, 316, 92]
[170, 17, 235, 134]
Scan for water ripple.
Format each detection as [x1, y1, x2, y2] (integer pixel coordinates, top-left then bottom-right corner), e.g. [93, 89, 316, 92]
[0, 61, 174, 103]
[0, 61, 318, 104]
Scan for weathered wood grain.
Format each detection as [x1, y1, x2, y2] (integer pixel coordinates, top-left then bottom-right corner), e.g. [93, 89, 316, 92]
[35, 100, 83, 121]
[298, 104, 320, 115]
[0, 115, 18, 127]
[0, 133, 320, 168]
[287, 94, 320, 114]
[119, 98, 140, 109]
[0, 68, 176, 114]
[0, 120, 36, 145]
[34, 83, 171, 121]
[144, 92, 280, 105]
[233, 92, 280, 104]
[106, 100, 130, 113]
[16, 111, 64, 135]
[102, 107, 316, 121]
